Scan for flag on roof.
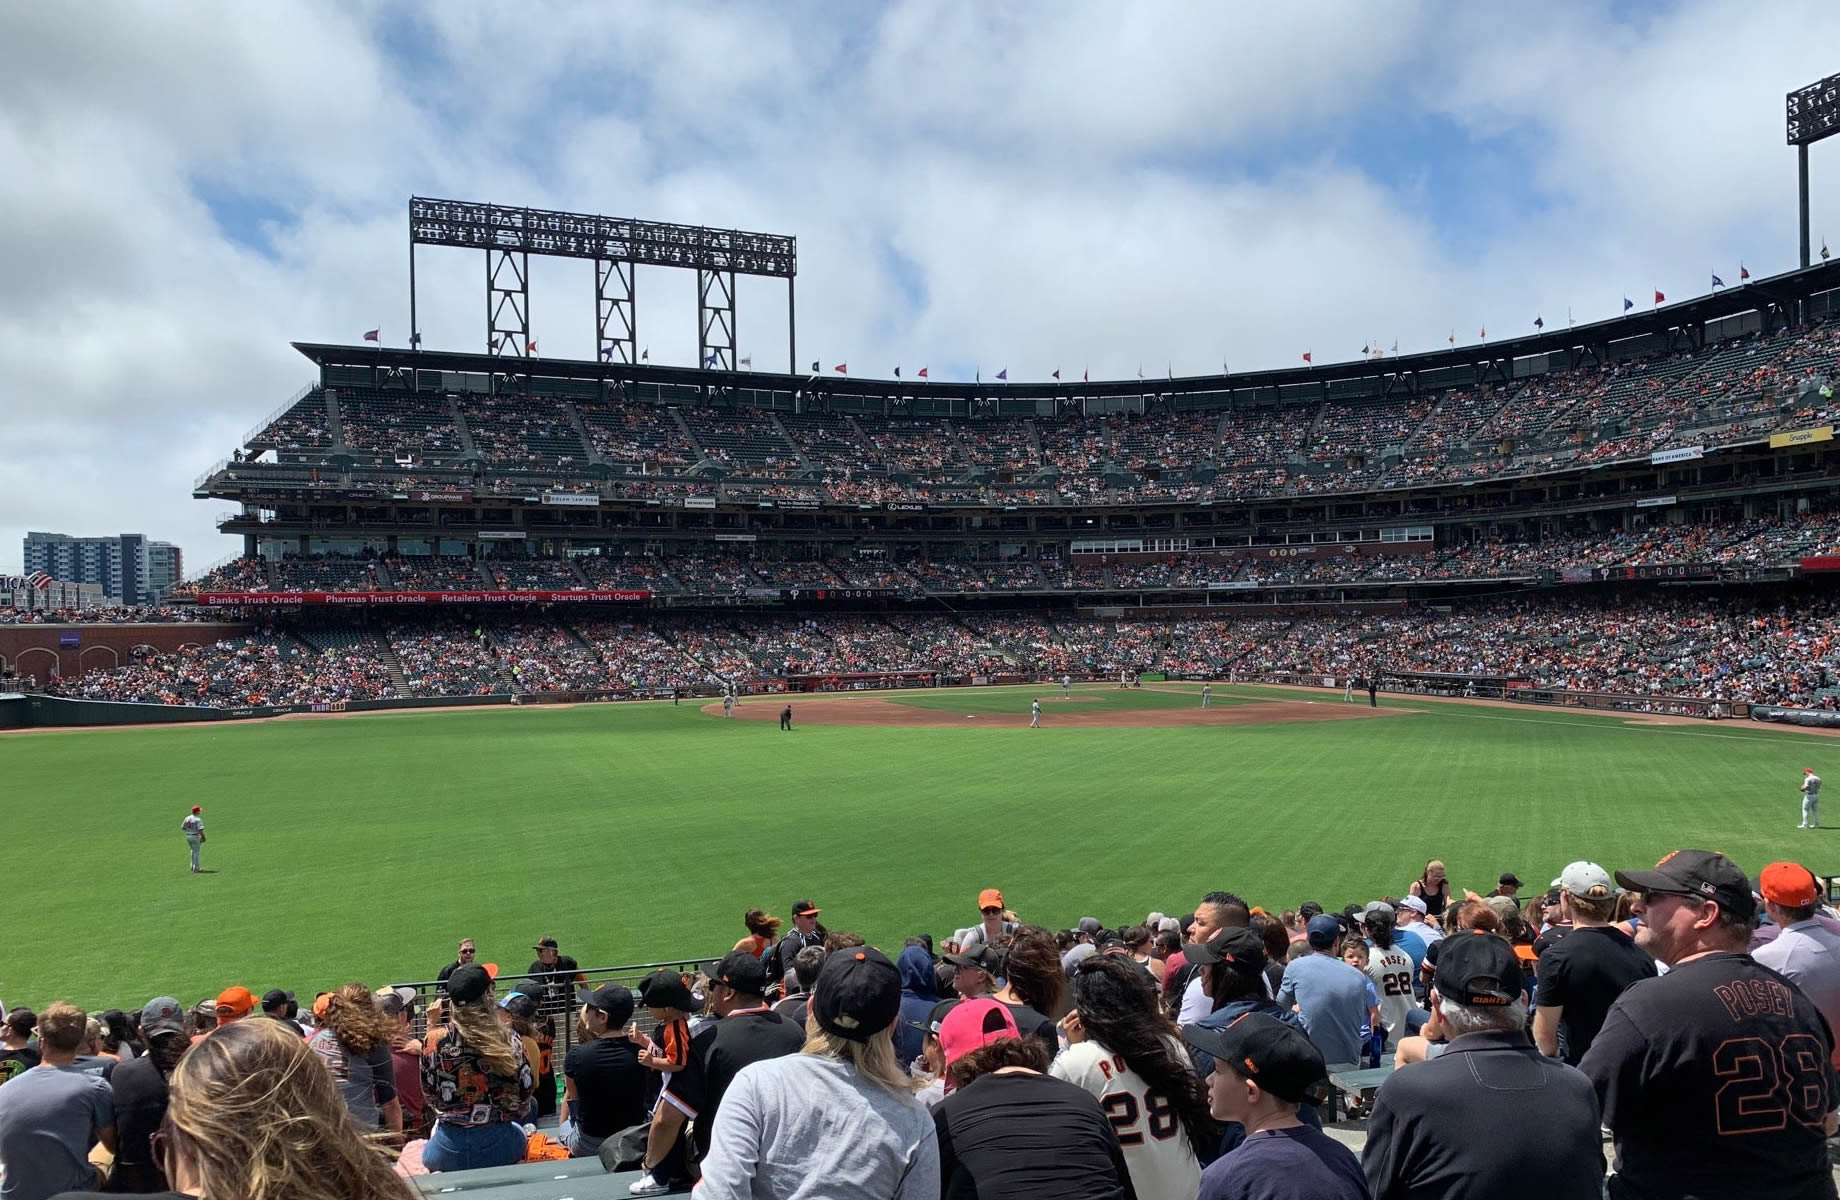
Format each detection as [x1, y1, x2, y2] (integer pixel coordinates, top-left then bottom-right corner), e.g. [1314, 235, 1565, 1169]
[409, 332, 421, 346]
[528, 339, 539, 354]
[918, 366, 928, 379]
[1361, 344, 1369, 355]
[599, 344, 614, 360]
[1083, 368, 1089, 383]
[1390, 340, 1398, 353]
[996, 368, 1007, 381]
[1711, 274, 1724, 289]
[1653, 290, 1664, 304]
[1301, 352, 1312, 364]
[641, 347, 649, 361]
[811, 360, 820, 372]
[1534, 316, 1544, 329]
[1137, 365, 1144, 378]
[1052, 369, 1060, 380]
[1448, 331, 1455, 345]
[1623, 298, 1634, 312]
[833, 363, 847, 374]
[363, 329, 379, 343]
[1824, 242, 1831, 262]
[739, 355, 751, 367]
[893, 366, 901, 378]
[1479, 326, 1486, 338]
[1740, 264, 1750, 281]
[703, 352, 719, 367]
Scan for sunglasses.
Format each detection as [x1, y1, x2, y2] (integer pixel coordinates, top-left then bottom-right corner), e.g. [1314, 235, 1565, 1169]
[1638, 889, 1702, 905]
[980, 907, 1002, 915]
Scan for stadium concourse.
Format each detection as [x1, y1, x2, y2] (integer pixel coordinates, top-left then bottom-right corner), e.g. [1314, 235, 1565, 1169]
[5, 853, 1840, 1199]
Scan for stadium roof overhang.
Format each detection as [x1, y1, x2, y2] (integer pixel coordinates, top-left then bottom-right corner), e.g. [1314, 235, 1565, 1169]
[291, 259, 1840, 405]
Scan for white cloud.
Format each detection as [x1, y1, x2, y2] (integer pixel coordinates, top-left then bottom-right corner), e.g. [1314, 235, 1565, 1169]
[1, 0, 1838, 571]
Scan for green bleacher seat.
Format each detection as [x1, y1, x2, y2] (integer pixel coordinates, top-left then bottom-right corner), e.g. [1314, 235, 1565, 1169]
[410, 1156, 661, 1197]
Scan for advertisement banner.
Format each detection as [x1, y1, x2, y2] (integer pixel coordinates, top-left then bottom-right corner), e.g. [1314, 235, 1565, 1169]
[408, 490, 471, 502]
[1771, 425, 1835, 448]
[1649, 445, 1704, 465]
[477, 531, 527, 540]
[542, 492, 599, 507]
[683, 496, 718, 509]
[195, 590, 649, 606]
[1634, 495, 1676, 508]
[1801, 556, 1840, 572]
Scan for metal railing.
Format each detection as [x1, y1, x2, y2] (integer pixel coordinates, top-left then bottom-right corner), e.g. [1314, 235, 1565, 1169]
[242, 380, 319, 448]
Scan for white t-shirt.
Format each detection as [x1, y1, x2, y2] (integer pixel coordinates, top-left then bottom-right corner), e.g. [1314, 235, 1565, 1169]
[1364, 946, 1416, 1049]
[1050, 1039, 1201, 1200]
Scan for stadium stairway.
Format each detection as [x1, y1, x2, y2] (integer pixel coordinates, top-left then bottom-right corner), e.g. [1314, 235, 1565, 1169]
[561, 403, 599, 466]
[1023, 418, 1043, 464]
[670, 409, 704, 460]
[447, 396, 479, 456]
[765, 412, 810, 473]
[324, 390, 346, 444]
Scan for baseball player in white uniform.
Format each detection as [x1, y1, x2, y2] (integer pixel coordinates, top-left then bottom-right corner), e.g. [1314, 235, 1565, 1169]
[1201, 683, 1211, 708]
[1030, 699, 1041, 728]
[182, 805, 206, 872]
[1343, 675, 1357, 703]
[722, 693, 735, 718]
[1061, 674, 1071, 697]
[1801, 768, 1822, 829]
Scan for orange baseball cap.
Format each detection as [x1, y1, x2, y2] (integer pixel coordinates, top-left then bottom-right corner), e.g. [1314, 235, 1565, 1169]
[312, 991, 332, 1020]
[215, 985, 258, 1023]
[977, 888, 1004, 910]
[1760, 861, 1821, 908]
[483, 962, 500, 980]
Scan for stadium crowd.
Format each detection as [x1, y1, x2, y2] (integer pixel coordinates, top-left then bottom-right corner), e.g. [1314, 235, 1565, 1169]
[5, 847, 1838, 1200]
[37, 590, 1840, 711]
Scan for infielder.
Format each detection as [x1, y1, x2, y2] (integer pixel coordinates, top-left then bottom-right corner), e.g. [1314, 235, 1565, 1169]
[1201, 683, 1211, 708]
[1343, 675, 1356, 703]
[182, 805, 206, 872]
[1061, 674, 1071, 697]
[1030, 699, 1041, 728]
[722, 693, 735, 718]
[1801, 767, 1822, 829]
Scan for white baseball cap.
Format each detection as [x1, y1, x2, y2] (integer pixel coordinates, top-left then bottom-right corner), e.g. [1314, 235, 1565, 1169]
[1397, 895, 1428, 914]
[1552, 861, 1614, 899]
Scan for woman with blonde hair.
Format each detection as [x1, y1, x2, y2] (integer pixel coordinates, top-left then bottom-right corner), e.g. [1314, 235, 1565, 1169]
[419, 963, 535, 1172]
[308, 982, 402, 1136]
[734, 908, 782, 960]
[71, 1016, 416, 1200]
[695, 947, 938, 1199]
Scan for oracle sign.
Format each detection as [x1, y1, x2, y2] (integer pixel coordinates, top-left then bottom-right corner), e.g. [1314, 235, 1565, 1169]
[194, 590, 650, 606]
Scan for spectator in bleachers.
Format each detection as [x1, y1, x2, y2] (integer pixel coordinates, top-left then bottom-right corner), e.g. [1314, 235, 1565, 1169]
[559, 983, 645, 1159]
[101, 996, 187, 1194]
[694, 947, 938, 1200]
[1276, 916, 1375, 1069]
[126, 1017, 414, 1200]
[419, 963, 534, 1172]
[374, 987, 429, 1140]
[1, 1008, 39, 1084]
[933, 997, 1136, 1198]
[307, 983, 401, 1137]
[0, 1002, 114, 1200]
[734, 909, 782, 961]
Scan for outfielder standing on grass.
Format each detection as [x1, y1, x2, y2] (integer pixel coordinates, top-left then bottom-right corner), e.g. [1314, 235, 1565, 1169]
[182, 805, 205, 873]
[1801, 767, 1822, 830]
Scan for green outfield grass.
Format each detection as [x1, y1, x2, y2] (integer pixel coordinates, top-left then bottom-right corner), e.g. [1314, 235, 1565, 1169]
[8, 683, 1839, 1009]
[885, 683, 1253, 713]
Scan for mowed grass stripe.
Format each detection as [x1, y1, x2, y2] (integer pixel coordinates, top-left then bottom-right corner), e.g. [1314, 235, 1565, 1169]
[5, 694, 1836, 1007]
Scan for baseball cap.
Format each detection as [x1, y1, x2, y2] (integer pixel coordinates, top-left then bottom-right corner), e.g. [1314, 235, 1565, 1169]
[636, 969, 696, 1012]
[1483, 896, 1521, 926]
[1185, 927, 1266, 972]
[1183, 1012, 1328, 1103]
[792, 899, 822, 917]
[1807, 767, 1818, 774]
[533, 936, 560, 951]
[938, 997, 1018, 1064]
[1498, 873, 1522, 888]
[446, 962, 493, 1004]
[190, 806, 201, 814]
[812, 947, 902, 1042]
[1076, 917, 1103, 935]
[1435, 933, 1524, 1006]
[1305, 914, 1343, 949]
[976, 889, 1003, 910]
[260, 988, 295, 1011]
[499, 991, 537, 1019]
[311, 992, 332, 1020]
[1398, 895, 1428, 915]
[1362, 901, 1395, 922]
[1615, 849, 1757, 921]
[373, 986, 416, 1016]
[1760, 861, 1822, 909]
[1553, 861, 1614, 900]
[705, 950, 769, 995]
[908, 996, 964, 1035]
[140, 997, 186, 1039]
[215, 986, 258, 1022]
[943, 945, 1001, 974]
[576, 983, 635, 1027]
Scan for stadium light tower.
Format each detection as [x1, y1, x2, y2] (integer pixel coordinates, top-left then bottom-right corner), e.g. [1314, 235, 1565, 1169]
[1788, 72, 1840, 268]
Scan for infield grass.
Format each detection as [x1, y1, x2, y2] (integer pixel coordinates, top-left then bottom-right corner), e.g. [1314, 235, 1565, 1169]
[8, 682, 1839, 1008]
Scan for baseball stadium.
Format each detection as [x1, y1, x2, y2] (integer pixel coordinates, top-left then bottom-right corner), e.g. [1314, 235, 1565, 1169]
[12, 72, 1840, 1195]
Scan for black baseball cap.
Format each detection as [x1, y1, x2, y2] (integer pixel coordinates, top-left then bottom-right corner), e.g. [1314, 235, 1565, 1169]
[1615, 849, 1757, 921]
[636, 969, 696, 1012]
[446, 963, 493, 1004]
[577, 983, 635, 1027]
[909, 996, 963, 1034]
[1183, 1012, 1327, 1104]
[705, 950, 769, 996]
[1185, 927, 1266, 972]
[1434, 933, 1524, 1007]
[1499, 873, 1522, 887]
[792, 899, 821, 917]
[812, 947, 902, 1042]
[261, 988, 295, 1011]
[943, 946, 1001, 974]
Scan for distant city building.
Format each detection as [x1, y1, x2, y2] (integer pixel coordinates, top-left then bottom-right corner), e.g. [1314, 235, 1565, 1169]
[22, 532, 182, 605]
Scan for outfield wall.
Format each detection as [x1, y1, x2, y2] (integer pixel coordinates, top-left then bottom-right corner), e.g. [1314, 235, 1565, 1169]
[1238, 670, 1740, 721]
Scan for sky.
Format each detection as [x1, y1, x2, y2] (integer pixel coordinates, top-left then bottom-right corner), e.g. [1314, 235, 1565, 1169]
[4, 0, 1840, 573]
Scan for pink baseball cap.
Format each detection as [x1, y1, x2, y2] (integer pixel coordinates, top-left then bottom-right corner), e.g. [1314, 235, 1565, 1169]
[938, 997, 1018, 1064]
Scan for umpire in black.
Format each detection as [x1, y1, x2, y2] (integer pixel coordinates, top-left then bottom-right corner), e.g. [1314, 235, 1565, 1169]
[1363, 932, 1603, 1199]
